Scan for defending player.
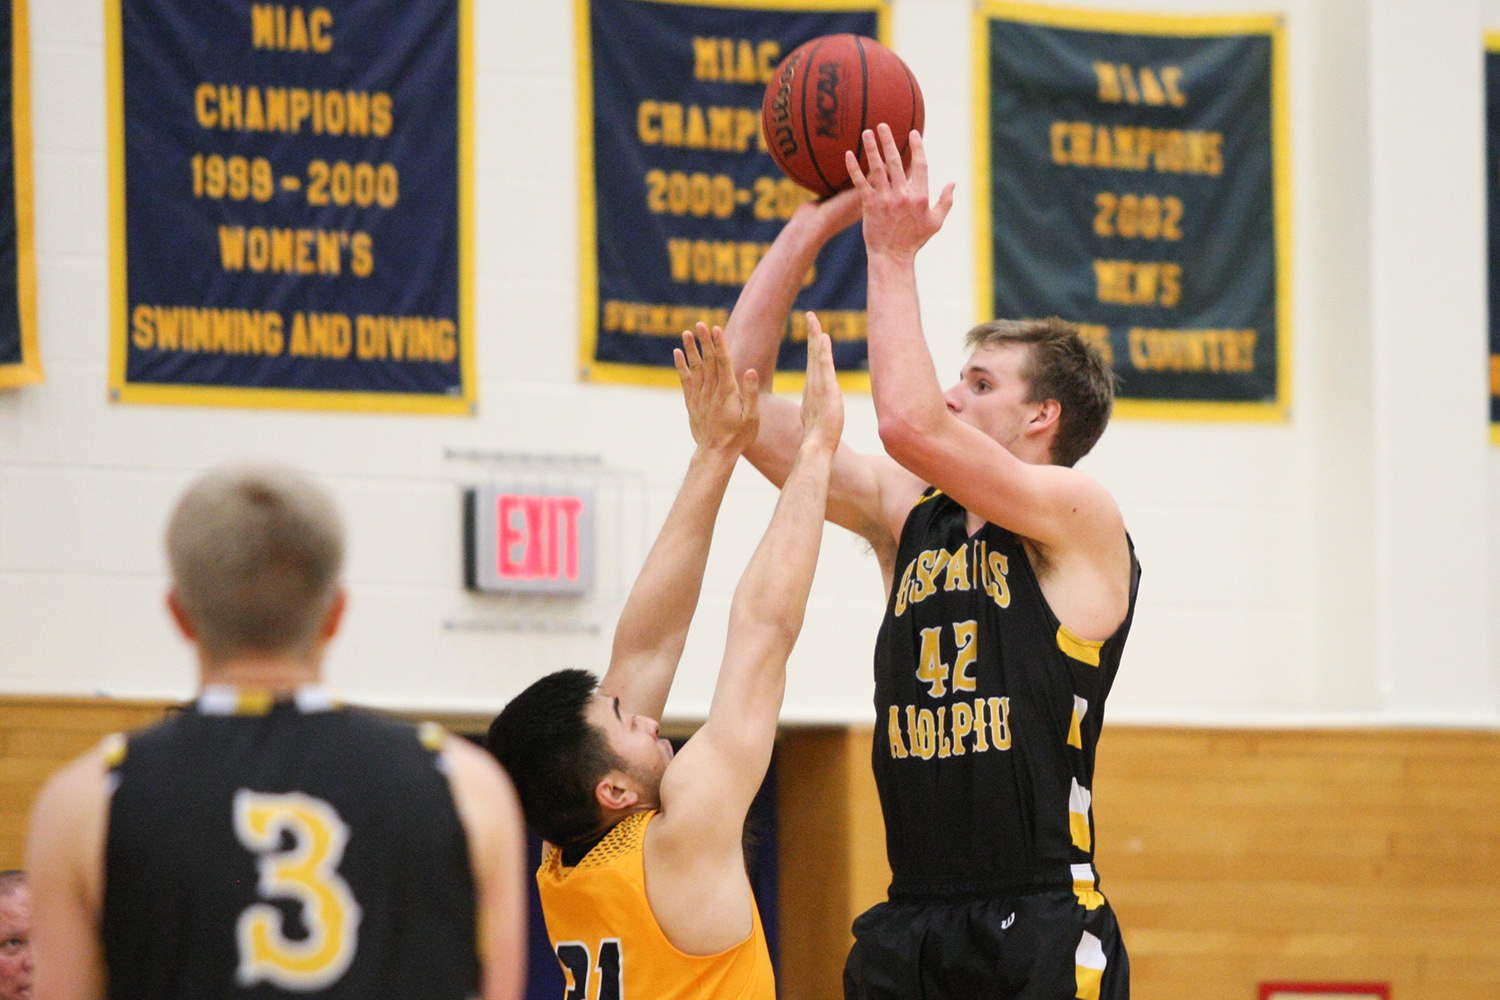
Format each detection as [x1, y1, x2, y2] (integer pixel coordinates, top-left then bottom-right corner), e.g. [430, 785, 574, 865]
[25, 465, 527, 1000]
[488, 324, 842, 1000]
[723, 124, 1138, 999]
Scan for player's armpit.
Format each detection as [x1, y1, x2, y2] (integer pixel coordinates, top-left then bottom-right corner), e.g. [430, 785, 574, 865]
[642, 734, 761, 955]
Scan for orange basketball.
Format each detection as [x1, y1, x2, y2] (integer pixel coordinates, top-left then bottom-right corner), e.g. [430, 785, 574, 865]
[761, 34, 925, 198]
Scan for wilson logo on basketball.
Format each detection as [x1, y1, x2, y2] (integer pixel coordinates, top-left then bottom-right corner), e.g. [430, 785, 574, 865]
[766, 54, 802, 159]
[814, 63, 841, 138]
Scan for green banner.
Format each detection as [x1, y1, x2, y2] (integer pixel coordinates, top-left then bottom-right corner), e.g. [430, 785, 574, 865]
[977, 2, 1288, 420]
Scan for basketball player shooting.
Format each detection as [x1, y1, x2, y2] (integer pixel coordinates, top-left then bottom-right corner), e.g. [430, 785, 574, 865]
[489, 325, 842, 1000]
[724, 123, 1140, 999]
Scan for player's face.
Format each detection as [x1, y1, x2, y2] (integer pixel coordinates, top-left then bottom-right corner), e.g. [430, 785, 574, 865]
[586, 695, 674, 799]
[943, 342, 1038, 452]
[0, 890, 32, 1000]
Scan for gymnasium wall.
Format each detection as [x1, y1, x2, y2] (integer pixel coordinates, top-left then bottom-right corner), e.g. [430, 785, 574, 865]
[3, 3, 1500, 722]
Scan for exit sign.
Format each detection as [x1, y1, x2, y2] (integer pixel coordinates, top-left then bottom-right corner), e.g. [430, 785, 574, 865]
[465, 485, 595, 594]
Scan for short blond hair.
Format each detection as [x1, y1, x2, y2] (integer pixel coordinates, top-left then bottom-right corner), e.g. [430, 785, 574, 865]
[166, 465, 343, 660]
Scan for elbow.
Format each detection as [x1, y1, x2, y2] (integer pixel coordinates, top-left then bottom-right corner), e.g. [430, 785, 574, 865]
[878, 412, 934, 469]
[730, 609, 804, 662]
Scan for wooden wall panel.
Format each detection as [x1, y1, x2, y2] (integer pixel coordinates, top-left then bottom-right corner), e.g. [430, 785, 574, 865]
[775, 727, 890, 1000]
[0, 697, 171, 867]
[777, 725, 1500, 1000]
[1093, 726, 1500, 1000]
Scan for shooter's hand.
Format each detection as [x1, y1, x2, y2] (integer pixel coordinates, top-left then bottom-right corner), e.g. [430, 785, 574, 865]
[845, 123, 954, 261]
[786, 185, 864, 243]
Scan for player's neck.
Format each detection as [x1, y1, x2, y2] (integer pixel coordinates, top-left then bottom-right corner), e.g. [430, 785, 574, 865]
[198, 651, 322, 695]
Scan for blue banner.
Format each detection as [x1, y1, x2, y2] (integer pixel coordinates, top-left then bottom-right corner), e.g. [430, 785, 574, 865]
[0, 0, 38, 389]
[108, 0, 472, 412]
[1487, 33, 1500, 438]
[978, 3, 1288, 419]
[579, 0, 885, 389]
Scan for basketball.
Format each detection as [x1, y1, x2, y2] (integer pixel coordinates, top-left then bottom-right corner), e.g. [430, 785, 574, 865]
[761, 34, 925, 198]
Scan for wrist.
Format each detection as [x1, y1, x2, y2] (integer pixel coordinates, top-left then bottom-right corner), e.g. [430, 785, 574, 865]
[782, 211, 838, 253]
[866, 248, 918, 271]
[691, 441, 744, 469]
[797, 434, 839, 461]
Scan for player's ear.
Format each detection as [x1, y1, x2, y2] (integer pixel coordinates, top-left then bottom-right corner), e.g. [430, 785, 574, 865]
[319, 589, 347, 641]
[165, 589, 197, 640]
[1029, 398, 1061, 434]
[595, 772, 639, 812]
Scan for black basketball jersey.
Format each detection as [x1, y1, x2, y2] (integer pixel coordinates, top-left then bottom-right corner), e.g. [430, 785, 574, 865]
[101, 686, 480, 999]
[872, 489, 1140, 900]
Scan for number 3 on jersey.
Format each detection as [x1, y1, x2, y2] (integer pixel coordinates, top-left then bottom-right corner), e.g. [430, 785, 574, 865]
[556, 939, 623, 1000]
[233, 789, 363, 990]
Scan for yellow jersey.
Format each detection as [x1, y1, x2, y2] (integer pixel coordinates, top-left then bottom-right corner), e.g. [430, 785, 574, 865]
[536, 810, 775, 1000]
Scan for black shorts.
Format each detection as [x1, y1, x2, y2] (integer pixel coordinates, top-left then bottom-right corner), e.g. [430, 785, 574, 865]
[843, 888, 1129, 1000]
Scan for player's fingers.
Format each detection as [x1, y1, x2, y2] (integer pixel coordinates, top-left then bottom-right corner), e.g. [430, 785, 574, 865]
[876, 123, 905, 183]
[707, 325, 735, 387]
[845, 149, 870, 192]
[859, 129, 887, 188]
[673, 347, 690, 386]
[908, 130, 929, 191]
[804, 312, 826, 377]
[681, 327, 704, 372]
[808, 332, 836, 404]
[933, 182, 957, 225]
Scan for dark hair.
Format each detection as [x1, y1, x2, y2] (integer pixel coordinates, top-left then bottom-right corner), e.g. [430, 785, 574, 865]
[964, 318, 1115, 467]
[486, 669, 621, 846]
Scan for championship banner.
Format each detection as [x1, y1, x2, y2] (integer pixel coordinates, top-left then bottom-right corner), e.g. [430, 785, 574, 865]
[1486, 32, 1500, 441]
[106, 0, 474, 413]
[0, 0, 38, 389]
[977, 3, 1289, 419]
[579, 0, 884, 389]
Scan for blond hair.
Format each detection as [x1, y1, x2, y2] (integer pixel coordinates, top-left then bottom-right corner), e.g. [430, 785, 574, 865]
[166, 465, 343, 660]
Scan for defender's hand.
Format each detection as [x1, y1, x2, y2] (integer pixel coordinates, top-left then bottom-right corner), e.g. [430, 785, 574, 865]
[798, 314, 844, 454]
[675, 323, 760, 453]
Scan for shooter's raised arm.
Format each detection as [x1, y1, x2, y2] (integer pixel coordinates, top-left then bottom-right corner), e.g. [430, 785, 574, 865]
[720, 189, 923, 579]
[848, 125, 1125, 574]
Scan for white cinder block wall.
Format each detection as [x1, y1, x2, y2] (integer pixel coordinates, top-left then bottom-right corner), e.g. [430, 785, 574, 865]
[2, 0, 1498, 726]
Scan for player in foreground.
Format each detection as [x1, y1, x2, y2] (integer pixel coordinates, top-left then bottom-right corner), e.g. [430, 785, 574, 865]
[724, 124, 1139, 999]
[489, 324, 842, 1000]
[25, 465, 527, 1000]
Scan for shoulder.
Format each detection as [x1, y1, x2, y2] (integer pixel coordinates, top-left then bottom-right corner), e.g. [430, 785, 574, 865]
[37, 739, 115, 812]
[440, 733, 522, 849]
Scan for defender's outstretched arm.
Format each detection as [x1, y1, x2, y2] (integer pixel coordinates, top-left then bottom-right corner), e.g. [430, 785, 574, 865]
[599, 326, 759, 721]
[657, 317, 841, 840]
